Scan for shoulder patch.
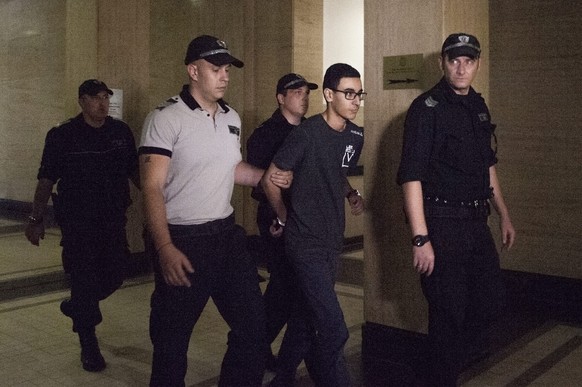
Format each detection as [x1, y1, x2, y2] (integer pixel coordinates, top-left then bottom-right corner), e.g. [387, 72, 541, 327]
[228, 125, 240, 136]
[424, 96, 439, 108]
[155, 96, 179, 111]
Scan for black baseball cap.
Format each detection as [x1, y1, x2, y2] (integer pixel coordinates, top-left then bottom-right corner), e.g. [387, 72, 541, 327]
[441, 33, 481, 59]
[184, 35, 244, 68]
[78, 79, 113, 98]
[276, 73, 318, 95]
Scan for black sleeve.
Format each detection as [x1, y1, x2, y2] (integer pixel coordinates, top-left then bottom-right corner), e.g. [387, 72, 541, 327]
[37, 127, 61, 183]
[246, 125, 278, 170]
[396, 99, 435, 185]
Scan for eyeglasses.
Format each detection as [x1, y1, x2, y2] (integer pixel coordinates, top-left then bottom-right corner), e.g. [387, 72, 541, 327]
[330, 89, 367, 101]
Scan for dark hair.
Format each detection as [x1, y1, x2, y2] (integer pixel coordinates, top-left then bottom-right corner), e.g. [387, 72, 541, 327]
[323, 63, 360, 90]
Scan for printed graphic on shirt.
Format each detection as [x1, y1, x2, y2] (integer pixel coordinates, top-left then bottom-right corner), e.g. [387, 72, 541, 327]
[478, 113, 489, 122]
[342, 145, 356, 168]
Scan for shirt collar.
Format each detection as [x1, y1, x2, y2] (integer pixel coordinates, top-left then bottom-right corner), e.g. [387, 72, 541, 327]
[438, 77, 478, 104]
[179, 84, 230, 113]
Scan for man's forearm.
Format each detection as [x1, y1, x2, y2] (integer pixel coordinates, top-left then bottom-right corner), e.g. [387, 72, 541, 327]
[402, 181, 428, 236]
[143, 187, 172, 250]
[140, 154, 172, 250]
[489, 166, 510, 219]
[261, 163, 287, 222]
[31, 178, 54, 219]
[235, 161, 263, 187]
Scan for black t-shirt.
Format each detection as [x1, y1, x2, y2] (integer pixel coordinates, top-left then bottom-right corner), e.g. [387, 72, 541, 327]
[397, 78, 497, 201]
[273, 114, 364, 251]
[38, 114, 138, 225]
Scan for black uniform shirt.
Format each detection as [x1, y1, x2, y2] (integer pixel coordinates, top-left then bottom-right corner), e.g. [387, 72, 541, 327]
[247, 108, 299, 203]
[397, 78, 497, 201]
[38, 114, 138, 224]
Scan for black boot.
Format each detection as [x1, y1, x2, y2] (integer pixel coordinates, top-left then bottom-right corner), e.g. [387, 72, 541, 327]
[78, 328, 106, 372]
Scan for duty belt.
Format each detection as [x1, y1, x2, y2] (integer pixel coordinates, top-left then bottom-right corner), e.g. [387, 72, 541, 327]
[423, 196, 490, 219]
[168, 213, 235, 236]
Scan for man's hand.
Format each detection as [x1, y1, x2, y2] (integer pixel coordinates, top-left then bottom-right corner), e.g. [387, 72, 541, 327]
[158, 244, 194, 287]
[25, 223, 45, 246]
[500, 215, 516, 251]
[269, 218, 285, 238]
[413, 243, 435, 276]
[271, 170, 293, 189]
[347, 192, 365, 215]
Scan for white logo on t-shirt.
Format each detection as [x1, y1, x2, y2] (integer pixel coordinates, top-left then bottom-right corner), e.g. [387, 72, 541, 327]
[342, 145, 355, 167]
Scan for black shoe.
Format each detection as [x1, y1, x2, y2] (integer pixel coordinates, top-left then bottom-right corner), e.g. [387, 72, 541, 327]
[60, 298, 72, 317]
[79, 329, 106, 372]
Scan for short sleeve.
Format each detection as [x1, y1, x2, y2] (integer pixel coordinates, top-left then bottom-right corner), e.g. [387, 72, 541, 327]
[139, 109, 177, 157]
[272, 125, 308, 171]
[396, 99, 435, 185]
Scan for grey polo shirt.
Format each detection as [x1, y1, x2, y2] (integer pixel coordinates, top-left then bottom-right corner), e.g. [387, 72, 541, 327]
[139, 86, 243, 225]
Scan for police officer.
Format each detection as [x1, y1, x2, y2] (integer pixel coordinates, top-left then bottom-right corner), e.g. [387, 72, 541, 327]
[246, 73, 318, 371]
[25, 79, 139, 372]
[397, 33, 516, 386]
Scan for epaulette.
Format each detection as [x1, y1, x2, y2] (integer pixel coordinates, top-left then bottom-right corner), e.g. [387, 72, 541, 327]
[424, 95, 439, 108]
[155, 96, 179, 111]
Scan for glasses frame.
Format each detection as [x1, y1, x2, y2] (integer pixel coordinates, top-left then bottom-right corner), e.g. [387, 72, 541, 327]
[330, 88, 367, 101]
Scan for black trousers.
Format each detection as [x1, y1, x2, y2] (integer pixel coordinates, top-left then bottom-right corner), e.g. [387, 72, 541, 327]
[256, 202, 296, 346]
[149, 216, 266, 387]
[60, 224, 129, 332]
[421, 215, 505, 387]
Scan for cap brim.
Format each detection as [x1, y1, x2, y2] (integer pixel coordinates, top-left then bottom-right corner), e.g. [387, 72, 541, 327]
[204, 53, 244, 68]
[281, 81, 319, 92]
[81, 87, 113, 97]
[445, 46, 480, 59]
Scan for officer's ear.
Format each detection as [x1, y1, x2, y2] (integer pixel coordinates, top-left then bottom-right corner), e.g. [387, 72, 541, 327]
[187, 62, 199, 81]
[276, 92, 285, 106]
[438, 55, 445, 71]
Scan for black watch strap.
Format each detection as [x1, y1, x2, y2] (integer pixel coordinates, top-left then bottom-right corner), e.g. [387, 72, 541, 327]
[412, 234, 430, 247]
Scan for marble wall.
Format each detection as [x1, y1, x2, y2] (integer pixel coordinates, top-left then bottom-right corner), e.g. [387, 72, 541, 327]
[0, 0, 69, 200]
[489, 0, 582, 279]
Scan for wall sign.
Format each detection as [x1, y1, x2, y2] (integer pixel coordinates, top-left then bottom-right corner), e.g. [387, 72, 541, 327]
[383, 54, 423, 90]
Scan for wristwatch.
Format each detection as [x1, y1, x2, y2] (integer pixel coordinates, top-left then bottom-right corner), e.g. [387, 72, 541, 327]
[412, 234, 430, 247]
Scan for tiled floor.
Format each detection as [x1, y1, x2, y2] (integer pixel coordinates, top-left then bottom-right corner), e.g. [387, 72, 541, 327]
[0, 272, 364, 386]
[0, 227, 581, 386]
[0, 228, 62, 282]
